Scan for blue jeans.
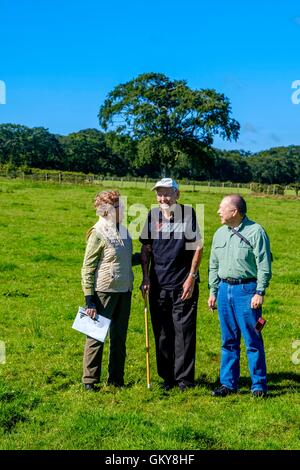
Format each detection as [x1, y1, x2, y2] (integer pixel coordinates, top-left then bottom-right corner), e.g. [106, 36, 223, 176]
[217, 281, 267, 392]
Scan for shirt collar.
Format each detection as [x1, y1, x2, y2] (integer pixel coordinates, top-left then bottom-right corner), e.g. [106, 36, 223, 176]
[228, 215, 248, 232]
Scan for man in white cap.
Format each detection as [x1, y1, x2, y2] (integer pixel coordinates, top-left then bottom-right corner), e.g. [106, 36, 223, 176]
[140, 178, 203, 391]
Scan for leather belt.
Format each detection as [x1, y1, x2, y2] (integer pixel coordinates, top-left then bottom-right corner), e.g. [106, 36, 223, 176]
[221, 278, 257, 285]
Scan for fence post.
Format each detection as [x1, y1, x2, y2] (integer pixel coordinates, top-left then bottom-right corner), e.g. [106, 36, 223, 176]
[58, 173, 61, 184]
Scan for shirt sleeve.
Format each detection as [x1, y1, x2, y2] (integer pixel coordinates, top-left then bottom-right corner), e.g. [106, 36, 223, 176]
[208, 234, 220, 296]
[81, 229, 105, 296]
[139, 211, 153, 245]
[253, 228, 272, 292]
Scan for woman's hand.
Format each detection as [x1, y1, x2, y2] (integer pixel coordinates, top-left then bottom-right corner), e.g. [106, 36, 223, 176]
[84, 295, 97, 319]
[85, 308, 97, 319]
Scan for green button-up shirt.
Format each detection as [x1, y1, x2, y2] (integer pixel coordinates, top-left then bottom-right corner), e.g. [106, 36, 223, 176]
[209, 216, 272, 296]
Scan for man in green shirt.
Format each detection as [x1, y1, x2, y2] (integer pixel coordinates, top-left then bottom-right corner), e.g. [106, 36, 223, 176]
[208, 194, 272, 397]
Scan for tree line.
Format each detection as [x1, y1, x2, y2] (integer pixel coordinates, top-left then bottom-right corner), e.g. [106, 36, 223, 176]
[0, 123, 299, 184]
[0, 73, 299, 184]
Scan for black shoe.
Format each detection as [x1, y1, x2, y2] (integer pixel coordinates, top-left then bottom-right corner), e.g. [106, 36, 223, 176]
[83, 383, 96, 391]
[163, 381, 175, 391]
[107, 381, 124, 388]
[178, 382, 195, 392]
[212, 385, 237, 397]
[252, 390, 267, 398]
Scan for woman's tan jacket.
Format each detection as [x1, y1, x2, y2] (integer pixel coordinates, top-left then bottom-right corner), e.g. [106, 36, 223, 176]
[81, 217, 133, 295]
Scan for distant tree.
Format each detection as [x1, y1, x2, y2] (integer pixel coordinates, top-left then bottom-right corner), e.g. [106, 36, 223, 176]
[27, 127, 64, 169]
[98, 72, 240, 175]
[0, 124, 28, 165]
[59, 129, 114, 174]
[248, 157, 290, 184]
[212, 150, 252, 182]
[104, 132, 137, 175]
[0, 124, 63, 168]
[248, 146, 300, 184]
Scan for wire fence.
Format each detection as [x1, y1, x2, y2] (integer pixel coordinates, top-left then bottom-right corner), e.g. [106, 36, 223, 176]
[0, 169, 299, 196]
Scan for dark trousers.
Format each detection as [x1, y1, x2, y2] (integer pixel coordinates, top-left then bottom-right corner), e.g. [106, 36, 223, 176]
[149, 284, 199, 386]
[82, 291, 131, 386]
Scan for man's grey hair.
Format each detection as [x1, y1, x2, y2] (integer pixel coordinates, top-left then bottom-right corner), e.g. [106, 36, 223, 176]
[225, 194, 247, 216]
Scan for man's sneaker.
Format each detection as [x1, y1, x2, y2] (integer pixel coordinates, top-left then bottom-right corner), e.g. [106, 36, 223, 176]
[212, 385, 237, 397]
[252, 390, 267, 398]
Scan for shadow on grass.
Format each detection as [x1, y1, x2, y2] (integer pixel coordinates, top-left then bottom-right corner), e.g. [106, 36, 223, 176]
[264, 372, 300, 396]
[0, 381, 41, 433]
[195, 372, 300, 396]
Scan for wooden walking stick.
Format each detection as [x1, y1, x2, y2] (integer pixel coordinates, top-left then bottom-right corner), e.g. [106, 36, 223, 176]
[144, 292, 151, 389]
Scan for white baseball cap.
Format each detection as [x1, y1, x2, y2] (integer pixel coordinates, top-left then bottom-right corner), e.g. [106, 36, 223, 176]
[151, 178, 179, 191]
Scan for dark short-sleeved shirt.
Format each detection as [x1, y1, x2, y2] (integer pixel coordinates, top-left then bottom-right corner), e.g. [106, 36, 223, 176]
[139, 204, 202, 290]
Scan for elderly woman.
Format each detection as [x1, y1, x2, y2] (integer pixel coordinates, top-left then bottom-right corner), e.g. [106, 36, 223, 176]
[81, 190, 133, 390]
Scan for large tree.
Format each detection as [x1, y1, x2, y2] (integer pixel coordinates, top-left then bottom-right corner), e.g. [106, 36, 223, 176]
[98, 72, 240, 174]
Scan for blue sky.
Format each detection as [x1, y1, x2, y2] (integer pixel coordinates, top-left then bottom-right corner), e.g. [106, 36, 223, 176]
[1, 0, 300, 153]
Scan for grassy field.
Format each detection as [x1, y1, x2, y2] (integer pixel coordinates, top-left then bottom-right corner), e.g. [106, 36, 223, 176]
[0, 178, 299, 450]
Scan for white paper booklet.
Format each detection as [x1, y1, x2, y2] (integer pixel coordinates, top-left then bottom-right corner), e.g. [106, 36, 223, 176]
[72, 306, 111, 343]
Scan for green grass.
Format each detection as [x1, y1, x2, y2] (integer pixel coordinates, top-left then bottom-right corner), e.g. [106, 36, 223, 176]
[0, 177, 299, 450]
